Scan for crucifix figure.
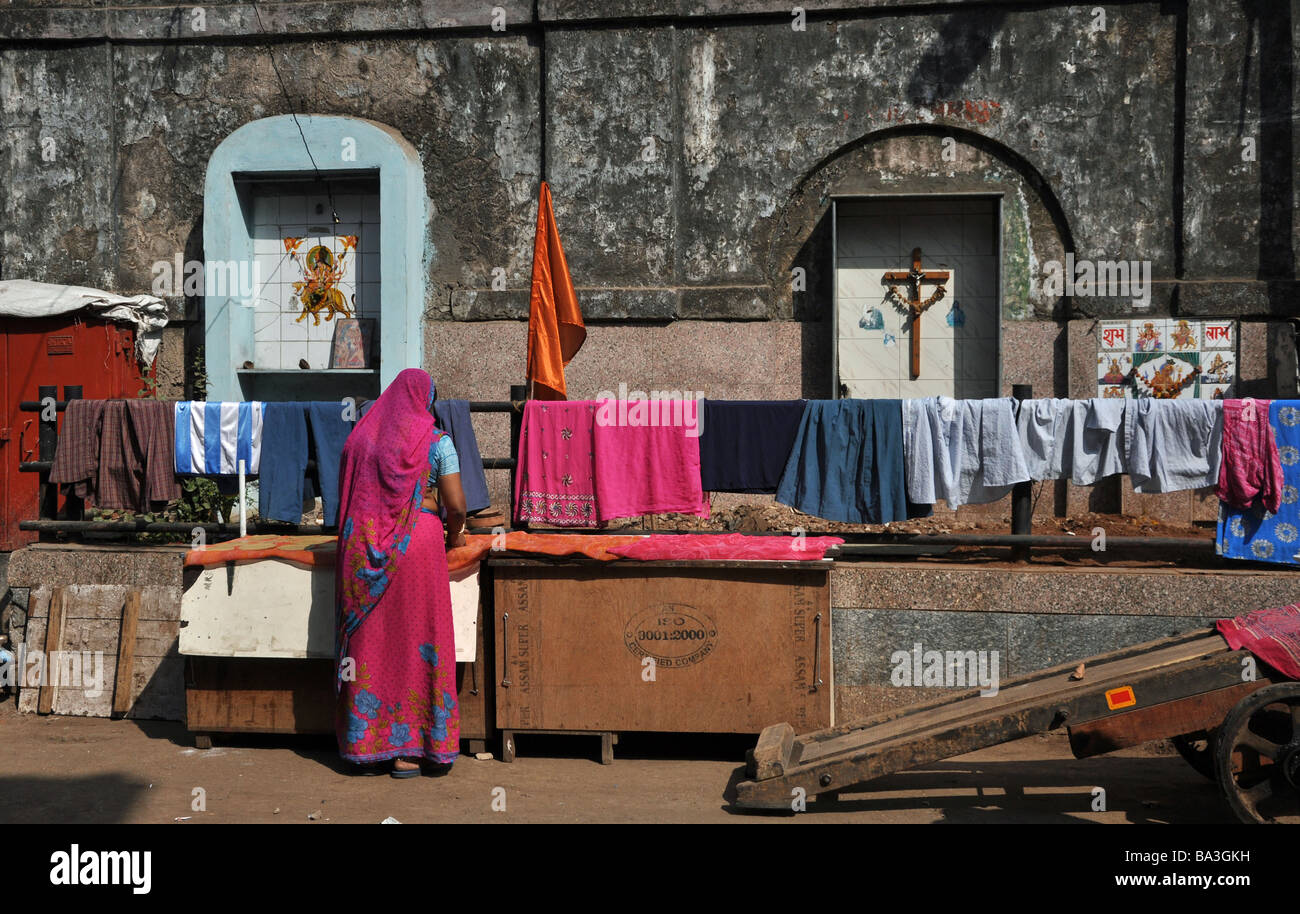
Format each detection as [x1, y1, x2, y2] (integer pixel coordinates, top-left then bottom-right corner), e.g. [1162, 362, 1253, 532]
[883, 247, 951, 378]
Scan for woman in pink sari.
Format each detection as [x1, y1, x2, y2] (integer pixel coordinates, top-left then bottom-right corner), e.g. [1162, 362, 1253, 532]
[335, 369, 467, 777]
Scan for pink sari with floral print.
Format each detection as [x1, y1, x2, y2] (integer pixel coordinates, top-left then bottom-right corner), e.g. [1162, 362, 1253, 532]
[335, 369, 459, 765]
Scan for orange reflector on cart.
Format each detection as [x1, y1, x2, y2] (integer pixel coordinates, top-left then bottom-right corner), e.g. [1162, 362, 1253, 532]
[1105, 686, 1137, 710]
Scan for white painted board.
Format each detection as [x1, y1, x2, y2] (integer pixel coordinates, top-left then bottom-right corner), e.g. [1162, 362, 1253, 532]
[180, 559, 480, 662]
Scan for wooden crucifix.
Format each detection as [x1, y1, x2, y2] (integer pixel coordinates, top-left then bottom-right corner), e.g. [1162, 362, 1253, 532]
[883, 247, 951, 378]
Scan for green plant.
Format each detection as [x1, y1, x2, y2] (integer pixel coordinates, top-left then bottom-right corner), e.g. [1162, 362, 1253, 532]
[191, 346, 208, 401]
[175, 477, 237, 524]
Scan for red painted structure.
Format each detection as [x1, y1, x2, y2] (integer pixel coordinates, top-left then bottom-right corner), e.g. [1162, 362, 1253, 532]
[0, 316, 145, 550]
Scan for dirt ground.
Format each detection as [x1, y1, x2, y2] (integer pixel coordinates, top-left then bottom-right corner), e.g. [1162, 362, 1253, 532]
[0, 702, 1246, 824]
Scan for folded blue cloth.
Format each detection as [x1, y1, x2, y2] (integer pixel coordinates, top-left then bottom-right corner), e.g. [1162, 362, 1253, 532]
[258, 403, 309, 523]
[700, 399, 806, 493]
[776, 400, 929, 524]
[432, 396, 491, 513]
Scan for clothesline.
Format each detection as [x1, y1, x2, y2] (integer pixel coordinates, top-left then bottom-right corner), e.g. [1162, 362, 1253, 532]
[43, 392, 1300, 568]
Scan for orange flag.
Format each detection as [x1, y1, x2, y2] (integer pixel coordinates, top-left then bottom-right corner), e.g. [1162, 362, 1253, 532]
[526, 181, 586, 400]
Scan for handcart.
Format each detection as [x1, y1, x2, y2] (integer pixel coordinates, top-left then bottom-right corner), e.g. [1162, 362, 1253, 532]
[734, 628, 1299, 823]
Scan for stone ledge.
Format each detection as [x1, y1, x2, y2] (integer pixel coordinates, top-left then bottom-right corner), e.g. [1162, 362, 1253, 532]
[830, 561, 1298, 617]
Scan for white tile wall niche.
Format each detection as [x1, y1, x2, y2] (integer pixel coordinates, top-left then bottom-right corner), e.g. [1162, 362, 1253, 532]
[246, 180, 380, 371]
[835, 197, 1000, 400]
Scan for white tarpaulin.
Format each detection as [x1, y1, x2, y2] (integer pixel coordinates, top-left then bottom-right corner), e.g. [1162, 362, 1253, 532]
[0, 279, 168, 367]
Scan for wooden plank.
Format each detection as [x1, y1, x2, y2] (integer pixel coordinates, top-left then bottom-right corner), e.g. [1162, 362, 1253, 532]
[37, 587, 64, 714]
[494, 565, 831, 734]
[112, 590, 140, 716]
[184, 658, 334, 734]
[1067, 679, 1272, 758]
[748, 722, 795, 780]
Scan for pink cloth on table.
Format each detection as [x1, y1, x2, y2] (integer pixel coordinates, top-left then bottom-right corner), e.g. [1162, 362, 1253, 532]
[513, 400, 600, 527]
[1217, 398, 1283, 513]
[1216, 603, 1300, 681]
[593, 402, 710, 522]
[607, 533, 844, 562]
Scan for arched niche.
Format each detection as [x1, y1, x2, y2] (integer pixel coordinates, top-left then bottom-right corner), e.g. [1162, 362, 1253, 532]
[202, 115, 427, 401]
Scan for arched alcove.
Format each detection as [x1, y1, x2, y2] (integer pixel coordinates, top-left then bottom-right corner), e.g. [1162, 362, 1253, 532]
[768, 126, 1074, 398]
[202, 115, 427, 401]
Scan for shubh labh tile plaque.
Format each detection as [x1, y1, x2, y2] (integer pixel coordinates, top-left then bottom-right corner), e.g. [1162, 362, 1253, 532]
[1097, 319, 1236, 400]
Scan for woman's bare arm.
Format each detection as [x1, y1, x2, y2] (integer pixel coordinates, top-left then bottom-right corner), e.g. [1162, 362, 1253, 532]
[437, 472, 467, 547]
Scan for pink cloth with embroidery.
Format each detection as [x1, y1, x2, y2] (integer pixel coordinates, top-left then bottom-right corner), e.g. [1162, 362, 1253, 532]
[1216, 398, 1283, 513]
[513, 400, 600, 527]
[607, 533, 844, 562]
[1216, 603, 1300, 680]
[593, 400, 710, 522]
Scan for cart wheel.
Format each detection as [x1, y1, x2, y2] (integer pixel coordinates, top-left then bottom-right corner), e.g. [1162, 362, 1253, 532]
[1172, 730, 1217, 781]
[1214, 683, 1300, 824]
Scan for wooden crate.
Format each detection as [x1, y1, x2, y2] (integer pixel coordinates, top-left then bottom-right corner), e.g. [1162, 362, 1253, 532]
[184, 593, 496, 746]
[492, 560, 833, 735]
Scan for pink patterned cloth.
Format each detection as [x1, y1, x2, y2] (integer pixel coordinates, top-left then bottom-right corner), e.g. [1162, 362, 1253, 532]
[1217, 603, 1300, 681]
[593, 401, 710, 522]
[607, 533, 844, 562]
[334, 369, 459, 765]
[513, 400, 600, 527]
[1216, 398, 1283, 513]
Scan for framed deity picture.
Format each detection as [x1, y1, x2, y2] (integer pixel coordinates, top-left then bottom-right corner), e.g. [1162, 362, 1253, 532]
[329, 318, 375, 369]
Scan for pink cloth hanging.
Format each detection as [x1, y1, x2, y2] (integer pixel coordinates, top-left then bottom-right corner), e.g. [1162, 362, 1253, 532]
[593, 401, 710, 522]
[513, 400, 600, 527]
[1217, 398, 1283, 513]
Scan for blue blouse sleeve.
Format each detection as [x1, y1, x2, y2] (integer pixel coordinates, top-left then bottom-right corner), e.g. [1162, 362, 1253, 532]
[432, 434, 460, 479]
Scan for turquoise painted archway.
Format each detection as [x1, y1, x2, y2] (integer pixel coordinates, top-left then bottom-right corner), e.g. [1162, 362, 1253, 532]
[202, 115, 427, 400]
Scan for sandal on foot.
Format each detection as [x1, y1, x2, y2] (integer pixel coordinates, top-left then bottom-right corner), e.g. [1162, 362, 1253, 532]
[390, 760, 422, 779]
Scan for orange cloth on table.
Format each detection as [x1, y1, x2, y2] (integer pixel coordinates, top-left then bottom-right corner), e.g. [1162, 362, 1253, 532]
[184, 534, 337, 568]
[526, 181, 586, 400]
[186, 531, 643, 572]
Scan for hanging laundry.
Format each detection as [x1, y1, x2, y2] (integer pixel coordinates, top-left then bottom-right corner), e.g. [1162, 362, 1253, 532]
[258, 403, 310, 524]
[432, 393, 491, 513]
[175, 401, 265, 474]
[903, 397, 1029, 508]
[51, 399, 179, 511]
[513, 400, 600, 527]
[699, 399, 807, 493]
[1218, 400, 1300, 565]
[125, 399, 182, 506]
[49, 399, 106, 502]
[776, 400, 923, 524]
[1217, 398, 1282, 513]
[1016, 397, 1125, 485]
[308, 401, 354, 527]
[1123, 398, 1222, 493]
[593, 400, 710, 522]
[257, 402, 355, 526]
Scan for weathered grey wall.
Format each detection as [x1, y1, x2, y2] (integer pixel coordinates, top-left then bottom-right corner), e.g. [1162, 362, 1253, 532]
[1, 0, 1296, 399]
